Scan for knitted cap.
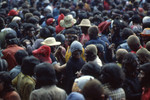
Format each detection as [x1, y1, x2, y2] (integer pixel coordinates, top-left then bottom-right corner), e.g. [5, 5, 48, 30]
[70, 41, 82, 53]
[85, 44, 97, 56]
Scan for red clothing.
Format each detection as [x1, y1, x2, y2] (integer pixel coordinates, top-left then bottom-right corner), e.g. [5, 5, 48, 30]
[80, 34, 90, 45]
[2, 45, 24, 71]
[141, 88, 150, 100]
[55, 14, 65, 34]
[3, 91, 21, 100]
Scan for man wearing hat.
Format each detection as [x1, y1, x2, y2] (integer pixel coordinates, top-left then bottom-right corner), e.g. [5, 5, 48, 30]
[140, 16, 150, 46]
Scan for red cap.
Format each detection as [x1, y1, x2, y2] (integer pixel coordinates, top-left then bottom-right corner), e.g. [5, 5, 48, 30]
[8, 9, 18, 16]
[98, 21, 111, 33]
[46, 18, 55, 25]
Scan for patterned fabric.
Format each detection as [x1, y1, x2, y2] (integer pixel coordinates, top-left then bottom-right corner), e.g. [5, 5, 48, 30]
[30, 85, 67, 100]
[12, 72, 35, 100]
[108, 88, 126, 100]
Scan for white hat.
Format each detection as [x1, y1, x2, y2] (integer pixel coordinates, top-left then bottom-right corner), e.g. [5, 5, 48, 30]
[142, 16, 150, 24]
[41, 37, 61, 46]
[12, 16, 21, 22]
[78, 19, 91, 27]
[60, 15, 76, 28]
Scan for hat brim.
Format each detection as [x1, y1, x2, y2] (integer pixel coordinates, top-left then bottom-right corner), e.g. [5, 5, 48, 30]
[60, 19, 76, 28]
[41, 41, 61, 46]
[78, 24, 91, 27]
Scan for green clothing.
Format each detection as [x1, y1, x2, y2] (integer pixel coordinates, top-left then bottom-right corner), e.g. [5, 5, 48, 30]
[12, 72, 35, 100]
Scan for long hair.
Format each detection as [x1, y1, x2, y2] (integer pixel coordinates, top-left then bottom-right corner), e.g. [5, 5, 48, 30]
[139, 63, 150, 88]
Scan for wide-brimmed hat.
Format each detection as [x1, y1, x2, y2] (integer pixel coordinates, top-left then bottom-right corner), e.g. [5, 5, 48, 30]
[41, 37, 61, 46]
[78, 19, 91, 27]
[140, 28, 150, 36]
[60, 15, 76, 28]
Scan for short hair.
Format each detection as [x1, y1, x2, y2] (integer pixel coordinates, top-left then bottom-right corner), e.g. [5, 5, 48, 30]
[146, 41, 150, 51]
[28, 17, 39, 24]
[24, 23, 35, 31]
[116, 49, 128, 63]
[8, 22, 19, 29]
[82, 79, 105, 100]
[5, 33, 18, 45]
[35, 62, 57, 87]
[127, 35, 141, 51]
[21, 56, 40, 76]
[100, 63, 125, 89]
[121, 28, 134, 40]
[15, 50, 28, 65]
[40, 27, 51, 39]
[88, 26, 99, 39]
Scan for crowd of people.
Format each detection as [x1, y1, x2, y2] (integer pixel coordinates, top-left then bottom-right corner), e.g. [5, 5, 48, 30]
[0, 0, 150, 100]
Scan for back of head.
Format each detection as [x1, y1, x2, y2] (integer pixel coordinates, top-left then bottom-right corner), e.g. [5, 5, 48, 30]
[136, 48, 150, 64]
[21, 56, 40, 76]
[146, 41, 150, 51]
[100, 63, 125, 89]
[88, 26, 99, 39]
[127, 35, 141, 51]
[55, 34, 65, 45]
[81, 62, 101, 79]
[116, 49, 128, 63]
[122, 53, 139, 73]
[85, 44, 97, 57]
[5, 32, 18, 45]
[15, 50, 28, 65]
[121, 28, 134, 40]
[40, 27, 51, 39]
[67, 92, 85, 100]
[35, 62, 57, 87]
[142, 16, 150, 29]
[82, 79, 105, 100]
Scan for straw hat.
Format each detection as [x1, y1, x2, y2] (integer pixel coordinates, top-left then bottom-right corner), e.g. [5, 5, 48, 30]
[78, 19, 91, 27]
[41, 37, 61, 46]
[60, 15, 76, 28]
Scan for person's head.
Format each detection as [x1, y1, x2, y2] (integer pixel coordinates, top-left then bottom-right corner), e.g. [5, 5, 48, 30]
[0, 71, 14, 95]
[67, 92, 85, 100]
[35, 62, 57, 88]
[39, 27, 51, 39]
[25, 13, 33, 22]
[88, 26, 99, 39]
[127, 35, 141, 52]
[98, 21, 111, 35]
[81, 62, 101, 79]
[70, 41, 83, 59]
[55, 34, 65, 45]
[15, 50, 28, 65]
[28, 17, 39, 25]
[116, 49, 128, 64]
[142, 16, 150, 29]
[8, 22, 19, 32]
[146, 41, 150, 51]
[131, 14, 142, 24]
[122, 52, 139, 74]
[85, 44, 97, 62]
[32, 45, 52, 63]
[21, 56, 40, 76]
[100, 63, 125, 90]
[138, 63, 150, 88]
[65, 28, 79, 46]
[136, 48, 150, 64]
[5, 32, 18, 45]
[82, 79, 106, 100]
[78, 19, 91, 34]
[0, 59, 8, 71]
[24, 23, 36, 37]
[121, 28, 134, 40]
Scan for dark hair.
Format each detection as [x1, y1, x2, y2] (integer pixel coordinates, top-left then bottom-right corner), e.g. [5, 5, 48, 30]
[88, 26, 99, 39]
[35, 63, 57, 88]
[132, 15, 141, 24]
[139, 63, 150, 87]
[100, 63, 125, 89]
[21, 56, 40, 76]
[122, 53, 139, 74]
[55, 34, 65, 44]
[0, 59, 8, 71]
[121, 28, 134, 40]
[5, 33, 18, 45]
[81, 62, 101, 79]
[0, 71, 14, 97]
[8, 22, 19, 30]
[15, 50, 28, 65]
[28, 17, 39, 24]
[40, 27, 51, 39]
[24, 23, 35, 31]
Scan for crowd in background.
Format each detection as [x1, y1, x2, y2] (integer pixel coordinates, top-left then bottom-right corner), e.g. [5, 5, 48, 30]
[0, 0, 150, 100]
